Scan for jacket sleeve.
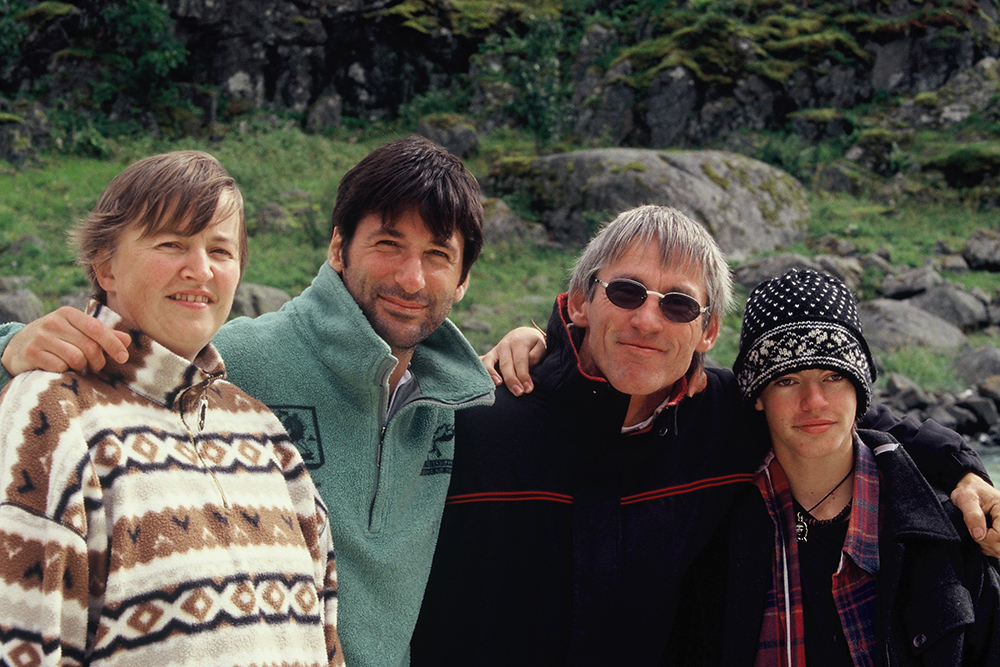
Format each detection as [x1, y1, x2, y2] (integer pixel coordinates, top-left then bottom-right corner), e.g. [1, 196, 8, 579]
[279, 440, 345, 667]
[0, 373, 94, 666]
[861, 402, 989, 490]
[0, 321, 25, 387]
[962, 546, 1000, 665]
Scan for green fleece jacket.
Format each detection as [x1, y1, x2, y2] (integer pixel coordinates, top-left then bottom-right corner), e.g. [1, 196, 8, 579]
[0, 262, 496, 667]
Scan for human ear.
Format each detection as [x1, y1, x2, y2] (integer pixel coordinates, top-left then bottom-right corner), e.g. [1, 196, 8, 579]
[454, 274, 469, 303]
[94, 258, 117, 296]
[328, 228, 346, 271]
[567, 290, 590, 328]
[696, 315, 721, 353]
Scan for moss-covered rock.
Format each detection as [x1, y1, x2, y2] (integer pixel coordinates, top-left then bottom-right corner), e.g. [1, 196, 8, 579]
[485, 147, 808, 259]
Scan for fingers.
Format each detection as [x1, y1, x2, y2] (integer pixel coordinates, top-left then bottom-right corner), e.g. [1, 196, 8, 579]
[478, 326, 547, 396]
[479, 347, 503, 387]
[951, 473, 1000, 557]
[0, 307, 129, 376]
[497, 341, 534, 396]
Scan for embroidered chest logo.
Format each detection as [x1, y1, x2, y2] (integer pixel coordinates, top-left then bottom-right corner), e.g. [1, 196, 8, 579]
[270, 405, 323, 469]
[421, 423, 454, 476]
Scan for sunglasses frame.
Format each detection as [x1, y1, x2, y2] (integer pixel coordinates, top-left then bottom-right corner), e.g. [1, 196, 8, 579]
[593, 277, 709, 324]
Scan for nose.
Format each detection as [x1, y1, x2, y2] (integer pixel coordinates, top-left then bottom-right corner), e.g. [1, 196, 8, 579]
[800, 381, 829, 411]
[394, 251, 427, 295]
[181, 248, 213, 282]
[629, 296, 665, 332]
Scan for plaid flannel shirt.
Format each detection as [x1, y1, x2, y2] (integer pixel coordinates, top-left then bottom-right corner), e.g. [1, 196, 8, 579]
[753, 436, 880, 667]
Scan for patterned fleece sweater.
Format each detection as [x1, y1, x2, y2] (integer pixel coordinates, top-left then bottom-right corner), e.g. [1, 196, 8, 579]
[0, 302, 344, 667]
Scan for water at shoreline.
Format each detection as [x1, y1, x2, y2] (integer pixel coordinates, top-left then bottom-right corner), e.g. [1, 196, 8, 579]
[981, 448, 1000, 484]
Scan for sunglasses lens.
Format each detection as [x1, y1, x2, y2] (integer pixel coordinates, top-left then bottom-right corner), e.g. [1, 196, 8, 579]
[603, 280, 647, 309]
[659, 293, 701, 323]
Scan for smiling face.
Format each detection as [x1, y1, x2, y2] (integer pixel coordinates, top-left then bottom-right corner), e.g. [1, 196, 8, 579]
[328, 208, 468, 359]
[755, 368, 858, 466]
[95, 201, 242, 361]
[567, 239, 719, 421]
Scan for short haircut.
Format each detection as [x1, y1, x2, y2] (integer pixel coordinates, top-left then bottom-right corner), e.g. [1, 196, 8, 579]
[72, 150, 247, 302]
[569, 205, 734, 328]
[330, 135, 484, 281]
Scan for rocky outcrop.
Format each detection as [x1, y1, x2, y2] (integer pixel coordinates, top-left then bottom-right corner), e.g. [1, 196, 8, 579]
[3, 1, 999, 159]
[486, 148, 809, 258]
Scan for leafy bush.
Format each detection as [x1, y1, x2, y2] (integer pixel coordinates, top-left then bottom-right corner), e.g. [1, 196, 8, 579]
[95, 0, 188, 108]
[0, 0, 29, 75]
[473, 14, 575, 149]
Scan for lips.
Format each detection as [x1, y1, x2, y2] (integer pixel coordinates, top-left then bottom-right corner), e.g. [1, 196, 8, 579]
[796, 420, 836, 434]
[619, 339, 665, 353]
[379, 292, 429, 314]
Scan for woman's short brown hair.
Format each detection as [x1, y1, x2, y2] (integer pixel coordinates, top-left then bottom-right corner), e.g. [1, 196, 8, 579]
[72, 150, 247, 301]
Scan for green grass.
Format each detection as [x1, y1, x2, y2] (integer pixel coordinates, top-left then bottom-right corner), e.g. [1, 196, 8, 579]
[451, 240, 578, 354]
[875, 347, 965, 394]
[2, 126, 999, 374]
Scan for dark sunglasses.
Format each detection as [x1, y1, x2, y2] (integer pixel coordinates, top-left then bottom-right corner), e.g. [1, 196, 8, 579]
[594, 277, 709, 323]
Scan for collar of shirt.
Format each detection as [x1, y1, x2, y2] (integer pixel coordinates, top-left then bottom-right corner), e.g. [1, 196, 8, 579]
[621, 375, 689, 435]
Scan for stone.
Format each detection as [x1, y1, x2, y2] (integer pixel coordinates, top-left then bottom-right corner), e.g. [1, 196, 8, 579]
[646, 66, 699, 147]
[481, 199, 546, 244]
[877, 265, 943, 298]
[907, 284, 989, 332]
[964, 229, 1000, 270]
[732, 254, 824, 291]
[305, 93, 343, 134]
[488, 148, 808, 258]
[416, 117, 479, 159]
[954, 345, 1000, 387]
[0, 290, 44, 324]
[859, 299, 967, 352]
[231, 283, 291, 319]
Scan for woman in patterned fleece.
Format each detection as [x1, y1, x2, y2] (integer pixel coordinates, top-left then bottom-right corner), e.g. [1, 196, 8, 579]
[0, 151, 344, 666]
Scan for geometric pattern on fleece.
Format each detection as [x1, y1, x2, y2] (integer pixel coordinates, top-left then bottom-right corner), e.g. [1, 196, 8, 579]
[0, 304, 343, 667]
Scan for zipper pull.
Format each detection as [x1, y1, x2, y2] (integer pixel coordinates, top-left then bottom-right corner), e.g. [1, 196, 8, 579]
[198, 392, 208, 431]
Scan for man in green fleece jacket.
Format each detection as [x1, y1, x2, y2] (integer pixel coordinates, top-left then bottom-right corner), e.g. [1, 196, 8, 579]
[0, 136, 496, 667]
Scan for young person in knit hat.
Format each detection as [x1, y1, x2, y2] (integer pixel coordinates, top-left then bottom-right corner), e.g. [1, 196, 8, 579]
[677, 268, 1000, 666]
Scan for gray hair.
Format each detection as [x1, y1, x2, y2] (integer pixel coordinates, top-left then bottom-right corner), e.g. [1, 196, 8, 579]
[568, 205, 734, 327]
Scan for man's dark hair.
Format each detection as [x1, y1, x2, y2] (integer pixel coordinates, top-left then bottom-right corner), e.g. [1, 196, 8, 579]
[331, 135, 484, 281]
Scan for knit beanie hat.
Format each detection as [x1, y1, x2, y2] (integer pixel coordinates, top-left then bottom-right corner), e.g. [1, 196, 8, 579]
[733, 268, 876, 418]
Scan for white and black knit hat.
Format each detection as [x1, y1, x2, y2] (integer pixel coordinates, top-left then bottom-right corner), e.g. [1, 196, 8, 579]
[733, 268, 876, 417]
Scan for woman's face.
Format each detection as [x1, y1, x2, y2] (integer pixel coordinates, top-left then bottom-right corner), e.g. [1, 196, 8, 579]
[755, 368, 857, 464]
[95, 203, 242, 361]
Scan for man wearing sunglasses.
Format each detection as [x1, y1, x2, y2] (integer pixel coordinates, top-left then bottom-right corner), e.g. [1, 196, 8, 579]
[410, 204, 999, 666]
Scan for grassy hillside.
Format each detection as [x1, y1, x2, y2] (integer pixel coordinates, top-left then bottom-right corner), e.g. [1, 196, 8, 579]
[2, 124, 998, 391]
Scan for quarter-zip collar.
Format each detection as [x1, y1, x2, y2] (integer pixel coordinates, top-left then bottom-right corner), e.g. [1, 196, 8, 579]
[283, 262, 494, 409]
[87, 300, 225, 411]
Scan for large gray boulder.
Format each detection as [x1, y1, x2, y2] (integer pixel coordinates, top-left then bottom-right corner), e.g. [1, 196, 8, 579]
[487, 148, 808, 259]
[907, 284, 989, 332]
[859, 298, 967, 352]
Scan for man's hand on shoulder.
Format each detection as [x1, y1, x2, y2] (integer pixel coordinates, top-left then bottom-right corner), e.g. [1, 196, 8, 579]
[951, 473, 1000, 558]
[479, 326, 547, 396]
[1, 306, 131, 375]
